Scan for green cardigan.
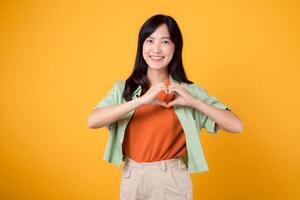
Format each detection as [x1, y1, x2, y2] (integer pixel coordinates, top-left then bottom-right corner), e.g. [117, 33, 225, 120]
[94, 74, 231, 173]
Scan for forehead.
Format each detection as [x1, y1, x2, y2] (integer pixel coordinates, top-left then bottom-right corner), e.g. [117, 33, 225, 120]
[148, 24, 170, 38]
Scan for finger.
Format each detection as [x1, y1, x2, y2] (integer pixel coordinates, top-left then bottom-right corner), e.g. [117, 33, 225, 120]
[167, 85, 179, 94]
[168, 86, 185, 96]
[152, 99, 168, 107]
[160, 85, 168, 94]
[167, 99, 178, 107]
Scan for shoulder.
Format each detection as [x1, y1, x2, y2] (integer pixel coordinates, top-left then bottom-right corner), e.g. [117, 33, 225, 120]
[113, 80, 125, 87]
[111, 80, 126, 92]
[185, 82, 207, 94]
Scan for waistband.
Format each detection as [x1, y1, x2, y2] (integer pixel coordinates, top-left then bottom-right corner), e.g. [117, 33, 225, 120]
[124, 157, 185, 172]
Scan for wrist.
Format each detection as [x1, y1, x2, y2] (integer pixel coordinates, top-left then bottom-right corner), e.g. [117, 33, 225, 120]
[134, 97, 145, 107]
[190, 98, 203, 109]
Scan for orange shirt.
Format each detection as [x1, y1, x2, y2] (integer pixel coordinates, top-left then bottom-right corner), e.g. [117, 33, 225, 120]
[122, 79, 187, 162]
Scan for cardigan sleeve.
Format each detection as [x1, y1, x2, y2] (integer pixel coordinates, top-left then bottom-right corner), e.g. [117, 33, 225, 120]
[93, 81, 120, 131]
[192, 85, 231, 134]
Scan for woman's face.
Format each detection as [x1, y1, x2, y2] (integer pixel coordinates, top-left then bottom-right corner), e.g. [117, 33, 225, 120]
[142, 23, 175, 71]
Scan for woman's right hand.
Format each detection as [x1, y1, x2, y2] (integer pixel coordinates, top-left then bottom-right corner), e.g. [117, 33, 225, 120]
[138, 82, 169, 107]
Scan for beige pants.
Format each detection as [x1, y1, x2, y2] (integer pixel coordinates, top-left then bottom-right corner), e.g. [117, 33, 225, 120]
[120, 157, 193, 200]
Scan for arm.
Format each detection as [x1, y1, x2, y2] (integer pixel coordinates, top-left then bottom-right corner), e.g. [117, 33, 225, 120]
[167, 83, 243, 133]
[88, 81, 169, 129]
[87, 98, 143, 129]
[190, 99, 243, 133]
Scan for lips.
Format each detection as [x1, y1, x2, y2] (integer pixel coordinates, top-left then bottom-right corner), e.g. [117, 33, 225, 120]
[149, 55, 165, 61]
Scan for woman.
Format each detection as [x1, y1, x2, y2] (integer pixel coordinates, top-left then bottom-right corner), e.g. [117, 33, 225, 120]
[88, 14, 243, 200]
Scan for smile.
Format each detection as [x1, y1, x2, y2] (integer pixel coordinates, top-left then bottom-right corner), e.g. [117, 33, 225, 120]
[149, 56, 165, 61]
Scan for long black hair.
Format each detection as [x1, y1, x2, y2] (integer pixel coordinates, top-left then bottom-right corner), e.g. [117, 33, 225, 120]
[123, 14, 193, 101]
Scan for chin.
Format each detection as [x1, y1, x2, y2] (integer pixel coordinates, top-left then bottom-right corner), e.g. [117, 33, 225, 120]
[148, 65, 168, 70]
[147, 62, 169, 69]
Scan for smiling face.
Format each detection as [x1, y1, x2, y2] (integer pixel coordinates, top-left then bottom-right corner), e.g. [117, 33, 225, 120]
[142, 23, 175, 71]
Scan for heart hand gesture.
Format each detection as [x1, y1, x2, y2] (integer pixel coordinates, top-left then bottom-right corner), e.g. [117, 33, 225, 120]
[166, 83, 196, 107]
[138, 82, 169, 107]
[138, 82, 197, 108]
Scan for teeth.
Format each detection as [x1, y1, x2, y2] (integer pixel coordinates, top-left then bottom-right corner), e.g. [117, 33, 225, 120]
[150, 56, 164, 60]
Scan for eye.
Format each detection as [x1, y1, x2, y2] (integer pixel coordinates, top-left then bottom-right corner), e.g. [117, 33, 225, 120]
[146, 39, 153, 43]
[162, 40, 170, 44]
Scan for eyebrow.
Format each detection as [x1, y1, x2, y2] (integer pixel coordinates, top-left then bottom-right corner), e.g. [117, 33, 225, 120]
[148, 36, 171, 39]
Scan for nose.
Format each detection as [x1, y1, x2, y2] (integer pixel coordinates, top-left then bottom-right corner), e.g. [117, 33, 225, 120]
[152, 41, 162, 53]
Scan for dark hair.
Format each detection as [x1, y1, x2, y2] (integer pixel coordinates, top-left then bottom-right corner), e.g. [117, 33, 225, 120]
[123, 14, 193, 101]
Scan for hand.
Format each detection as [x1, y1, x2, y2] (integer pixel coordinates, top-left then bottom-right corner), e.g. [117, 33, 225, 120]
[138, 82, 169, 107]
[166, 83, 197, 108]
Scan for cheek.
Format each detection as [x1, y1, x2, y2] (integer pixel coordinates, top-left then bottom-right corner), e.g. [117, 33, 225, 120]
[142, 47, 147, 59]
[142, 45, 150, 56]
[165, 50, 174, 60]
[165, 45, 175, 56]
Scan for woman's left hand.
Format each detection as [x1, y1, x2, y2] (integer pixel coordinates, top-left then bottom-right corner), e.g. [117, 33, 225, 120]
[167, 83, 197, 107]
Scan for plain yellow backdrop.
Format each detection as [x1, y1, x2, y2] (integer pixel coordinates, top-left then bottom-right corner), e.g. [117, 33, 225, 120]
[0, 0, 299, 199]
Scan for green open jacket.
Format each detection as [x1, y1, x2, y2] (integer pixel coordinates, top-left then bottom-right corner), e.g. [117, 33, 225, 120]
[93, 74, 231, 173]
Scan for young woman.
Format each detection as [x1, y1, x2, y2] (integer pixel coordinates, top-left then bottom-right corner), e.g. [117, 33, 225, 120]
[88, 14, 243, 200]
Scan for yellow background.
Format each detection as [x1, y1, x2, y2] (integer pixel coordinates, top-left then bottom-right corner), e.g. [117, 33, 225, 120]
[0, 0, 299, 199]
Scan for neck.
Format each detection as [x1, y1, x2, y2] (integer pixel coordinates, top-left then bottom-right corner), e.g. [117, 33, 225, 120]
[147, 68, 169, 87]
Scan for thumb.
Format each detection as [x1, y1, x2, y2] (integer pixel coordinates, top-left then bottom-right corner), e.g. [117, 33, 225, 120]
[152, 99, 168, 107]
[167, 99, 178, 107]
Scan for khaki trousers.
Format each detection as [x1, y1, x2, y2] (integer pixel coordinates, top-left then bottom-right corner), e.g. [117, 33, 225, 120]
[120, 157, 193, 200]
